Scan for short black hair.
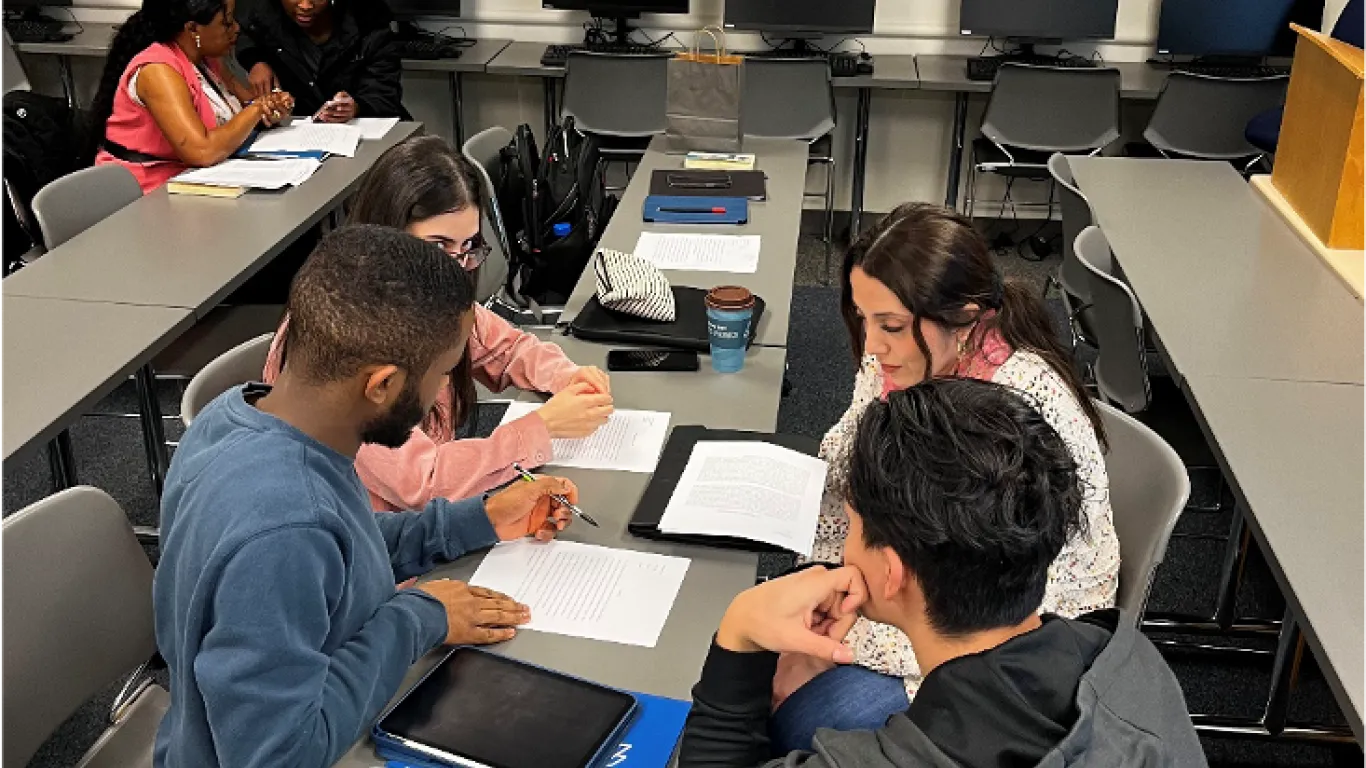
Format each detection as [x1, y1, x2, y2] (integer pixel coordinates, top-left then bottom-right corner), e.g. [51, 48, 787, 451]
[284, 224, 475, 384]
[845, 378, 1085, 636]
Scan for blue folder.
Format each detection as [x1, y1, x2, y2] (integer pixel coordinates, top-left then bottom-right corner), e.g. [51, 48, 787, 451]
[643, 195, 748, 224]
[606, 692, 692, 767]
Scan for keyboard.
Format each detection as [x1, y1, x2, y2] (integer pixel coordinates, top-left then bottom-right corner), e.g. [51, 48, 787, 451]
[394, 37, 465, 60]
[1171, 63, 1290, 78]
[966, 55, 1096, 81]
[4, 17, 70, 44]
[540, 42, 665, 67]
[743, 49, 875, 77]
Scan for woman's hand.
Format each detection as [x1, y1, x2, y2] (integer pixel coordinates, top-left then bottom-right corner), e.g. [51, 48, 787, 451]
[567, 366, 611, 396]
[535, 382, 613, 439]
[253, 91, 294, 127]
[315, 91, 357, 123]
[248, 62, 278, 99]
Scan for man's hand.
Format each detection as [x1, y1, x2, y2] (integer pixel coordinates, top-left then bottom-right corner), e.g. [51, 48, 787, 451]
[415, 579, 530, 645]
[315, 91, 357, 123]
[567, 366, 611, 396]
[486, 475, 578, 541]
[248, 62, 278, 99]
[716, 566, 868, 662]
[536, 382, 613, 439]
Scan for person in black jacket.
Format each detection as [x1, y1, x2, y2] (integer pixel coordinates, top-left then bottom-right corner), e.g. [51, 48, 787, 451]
[234, 0, 406, 121]
[677, 378, 1206, 768]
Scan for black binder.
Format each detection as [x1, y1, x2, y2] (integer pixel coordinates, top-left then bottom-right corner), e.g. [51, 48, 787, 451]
[627, 425, 820, 550]
[568, 286, 765, 352]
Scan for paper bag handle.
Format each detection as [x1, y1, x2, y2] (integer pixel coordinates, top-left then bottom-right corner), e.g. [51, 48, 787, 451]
[691, 25, 726, 61]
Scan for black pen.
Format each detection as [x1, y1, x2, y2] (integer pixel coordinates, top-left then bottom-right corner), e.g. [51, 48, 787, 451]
[511, 462, 600, 527]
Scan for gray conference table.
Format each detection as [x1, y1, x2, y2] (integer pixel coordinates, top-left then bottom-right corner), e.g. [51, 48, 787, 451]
[4, 123, 421, 319]
[3, 297, 194, 487]
[1068, 158, 1363, 386]
[483, 42, 918, 239]
[915, 55, 1171, 211]
[559, 136, 807, 349]
[1184, 374, 1364, 741]
[334, 327, 789, 767]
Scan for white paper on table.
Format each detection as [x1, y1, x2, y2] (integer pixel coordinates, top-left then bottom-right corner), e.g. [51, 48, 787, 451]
[249, 122, 362, 157]
[304, 116, 400, 140]
[172, 158, 322, 189]
[657, 441, 828, 556]
[499, 402, 670, 473]
[470, 539, 690, 648]
[633, 232, 760, 273]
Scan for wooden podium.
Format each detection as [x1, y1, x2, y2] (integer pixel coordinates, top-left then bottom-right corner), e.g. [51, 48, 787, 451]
[1255, 23, 1364, 298]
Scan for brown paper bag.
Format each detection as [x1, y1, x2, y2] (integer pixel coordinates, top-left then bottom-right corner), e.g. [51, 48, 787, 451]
[665, 27, 745, 153]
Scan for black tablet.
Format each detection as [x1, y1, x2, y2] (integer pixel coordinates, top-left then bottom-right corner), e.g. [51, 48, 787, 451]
[373, 648, 638, 768]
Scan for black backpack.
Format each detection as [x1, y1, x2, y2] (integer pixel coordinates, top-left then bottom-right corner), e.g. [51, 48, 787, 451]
[496, 117, 617, 307]
[3, 91, 86, 273]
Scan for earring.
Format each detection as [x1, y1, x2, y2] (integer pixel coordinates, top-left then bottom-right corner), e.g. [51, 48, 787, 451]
[193, 32, 201, 50]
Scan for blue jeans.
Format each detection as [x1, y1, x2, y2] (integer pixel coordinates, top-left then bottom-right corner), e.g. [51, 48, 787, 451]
[768, 664, 910, 755]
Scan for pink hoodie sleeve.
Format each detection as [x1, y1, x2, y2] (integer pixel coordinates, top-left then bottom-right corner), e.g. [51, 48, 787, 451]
[467, 304, 579, 394]
[354, 413, 554, 511]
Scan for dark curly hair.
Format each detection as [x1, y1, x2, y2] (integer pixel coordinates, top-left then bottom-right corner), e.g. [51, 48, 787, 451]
[842, 202, 1106, 450]
[845, 378, 1086, 636]
[284, 224, 475, 388]
[87, 0, 229, 164]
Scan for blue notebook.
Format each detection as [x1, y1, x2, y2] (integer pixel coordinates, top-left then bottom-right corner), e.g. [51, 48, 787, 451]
[643, 195, 748, 224]
[604, 692, 692, 767]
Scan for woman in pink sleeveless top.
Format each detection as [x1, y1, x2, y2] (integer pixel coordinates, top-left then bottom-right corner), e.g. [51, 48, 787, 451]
[89, 0, 295, 193]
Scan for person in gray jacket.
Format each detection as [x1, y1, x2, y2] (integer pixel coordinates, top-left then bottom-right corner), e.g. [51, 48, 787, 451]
[678, 378, 1206, 768]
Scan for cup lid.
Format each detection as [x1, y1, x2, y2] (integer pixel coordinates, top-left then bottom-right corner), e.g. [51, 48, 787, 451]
[706, 285, 755, 310]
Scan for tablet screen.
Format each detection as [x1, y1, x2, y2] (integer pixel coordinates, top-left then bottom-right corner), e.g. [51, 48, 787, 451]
[378, 649, 637, 768]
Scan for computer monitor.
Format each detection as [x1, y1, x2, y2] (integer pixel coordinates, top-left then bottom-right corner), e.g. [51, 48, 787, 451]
[387, 0, 459, 19]
[1155, 0, 1325, 57]
[958, 0, 1119, 40]
[723, 0, 876, 36]
[542, 0, 689, 18]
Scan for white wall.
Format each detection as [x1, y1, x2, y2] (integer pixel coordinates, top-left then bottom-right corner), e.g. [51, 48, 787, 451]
[23, 0, 1350, 216]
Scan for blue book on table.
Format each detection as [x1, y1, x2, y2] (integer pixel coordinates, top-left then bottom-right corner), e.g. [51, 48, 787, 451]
[604, 692, 692, 767]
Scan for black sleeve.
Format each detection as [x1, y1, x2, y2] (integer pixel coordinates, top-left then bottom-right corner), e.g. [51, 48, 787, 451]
[350, 27, 405, 118]
[234, 24, 267, 72]
[679, 639, 844, 768]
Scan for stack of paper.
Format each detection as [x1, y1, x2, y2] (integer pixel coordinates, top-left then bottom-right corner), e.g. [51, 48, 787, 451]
[304, 116, 400, 140]
[170, 158, 322, 192]
[657, 442, 828, 555]
[684, 152, 756, 170]
[247, 122, 362, 157]
[633, 232, 761, 273]
[499, 403, 670, 473]
[469, 539, 690, 648]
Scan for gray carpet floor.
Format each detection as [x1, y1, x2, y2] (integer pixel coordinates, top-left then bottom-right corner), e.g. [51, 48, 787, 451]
[4, 228, 1360, 767]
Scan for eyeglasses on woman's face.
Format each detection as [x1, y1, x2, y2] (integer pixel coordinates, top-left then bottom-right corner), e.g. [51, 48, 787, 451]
[425, 233, 491, 271]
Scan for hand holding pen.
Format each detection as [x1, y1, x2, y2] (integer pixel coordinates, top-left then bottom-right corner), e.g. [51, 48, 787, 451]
[484, 471, 587, 540]
[513, 463, 600, 528]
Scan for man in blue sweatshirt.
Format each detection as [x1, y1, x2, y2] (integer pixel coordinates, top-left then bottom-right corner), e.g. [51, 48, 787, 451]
[153, 225, 579, 768]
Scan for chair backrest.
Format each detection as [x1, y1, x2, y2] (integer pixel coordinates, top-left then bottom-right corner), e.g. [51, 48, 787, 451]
[3, 486, 156, 767]
[461, 126, 514, 303]
[1143, 73, 1290, 160]
[1047, 153, 1096, 302]
[3, 31, 30, 94]
[31, 164, 142, 250]
[561, 51, 671, 137]
[1098, 400, 1191, 625]
[1074, 225, 1151, 413]
[742, 58, 836, 140]
[982, 64, 1122, 153]
[1333, 0, 1363, 49]
[180, 332, 274, 425]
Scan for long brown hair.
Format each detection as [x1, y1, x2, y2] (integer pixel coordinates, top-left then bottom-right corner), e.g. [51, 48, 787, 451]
[841, 202, 1106, 449]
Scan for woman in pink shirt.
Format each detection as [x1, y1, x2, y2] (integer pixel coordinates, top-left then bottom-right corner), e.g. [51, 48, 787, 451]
[264, 135, 614, 511]
[88, 0, 295, 193]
